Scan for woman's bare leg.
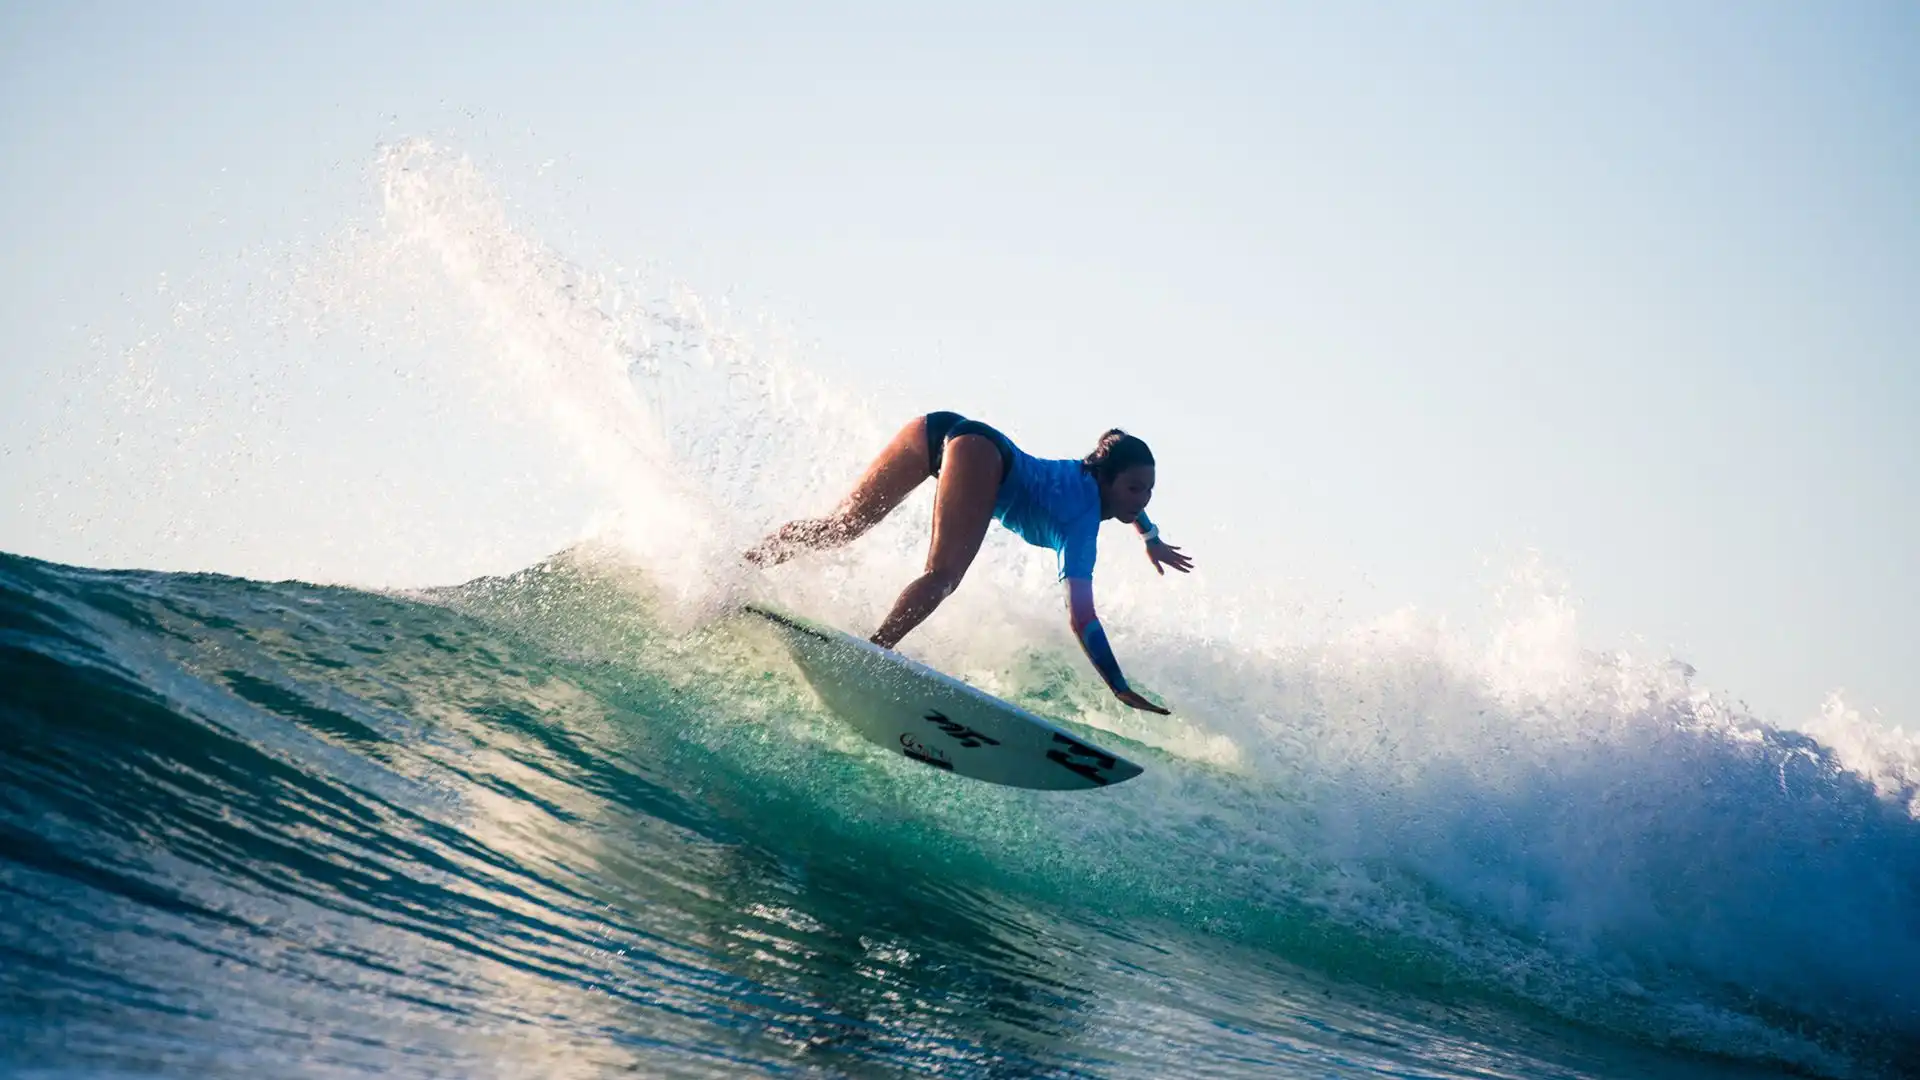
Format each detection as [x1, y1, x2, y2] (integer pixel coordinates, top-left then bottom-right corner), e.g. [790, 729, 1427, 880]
[870, 434, 1000, 649]
[744, 417, 934, 568]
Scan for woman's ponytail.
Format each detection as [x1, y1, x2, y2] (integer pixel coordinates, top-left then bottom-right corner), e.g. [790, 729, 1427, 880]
[1083, 428, 1154, 483]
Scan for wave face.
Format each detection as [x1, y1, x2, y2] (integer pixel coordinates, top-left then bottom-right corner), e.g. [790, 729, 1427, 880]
[2, 549, 1917, 1080]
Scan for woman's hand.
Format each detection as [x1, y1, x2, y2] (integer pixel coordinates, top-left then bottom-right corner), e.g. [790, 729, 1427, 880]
[1115, 689, 1170, 714]
[1146, 540, 1194, 576]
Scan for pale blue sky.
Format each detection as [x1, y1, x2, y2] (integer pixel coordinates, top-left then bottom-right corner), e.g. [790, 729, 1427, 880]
[2, 2, 1915, 728]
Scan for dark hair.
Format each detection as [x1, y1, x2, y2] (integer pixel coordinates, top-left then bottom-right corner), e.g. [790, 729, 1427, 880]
[1083, 428, 1154, 484]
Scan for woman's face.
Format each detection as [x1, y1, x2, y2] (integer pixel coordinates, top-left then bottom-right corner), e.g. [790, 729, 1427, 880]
[1102, 464, 1156, 522]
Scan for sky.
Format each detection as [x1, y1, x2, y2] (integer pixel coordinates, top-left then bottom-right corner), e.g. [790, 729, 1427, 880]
[2, 1, 1916, 729]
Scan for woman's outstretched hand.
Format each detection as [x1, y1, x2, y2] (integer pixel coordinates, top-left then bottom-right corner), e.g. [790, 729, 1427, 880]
[1115, 689, 1170, 715]
[1146, 540, 1194, 576]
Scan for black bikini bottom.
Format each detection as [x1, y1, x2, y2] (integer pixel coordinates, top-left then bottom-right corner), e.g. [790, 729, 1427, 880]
[925, 411, 1014, 481]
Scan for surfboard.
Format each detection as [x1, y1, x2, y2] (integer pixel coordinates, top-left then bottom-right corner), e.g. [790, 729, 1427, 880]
[745, 604, 1144, 791]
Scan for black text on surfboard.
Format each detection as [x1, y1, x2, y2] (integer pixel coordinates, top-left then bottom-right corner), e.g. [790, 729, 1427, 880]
[1047, 733, 1118, 786]
[898, 733, 955, 771]
[923, 711, 1002, 749]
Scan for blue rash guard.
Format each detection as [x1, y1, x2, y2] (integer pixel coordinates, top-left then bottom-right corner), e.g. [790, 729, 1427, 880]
[924, 412, 1139, 693]
[925, 412, 1103, 579]
[994, 448, 1102, 580]
[992, 445, 1129, 689]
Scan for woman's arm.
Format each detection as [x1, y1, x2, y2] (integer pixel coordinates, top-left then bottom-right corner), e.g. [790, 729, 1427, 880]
[1132, 512, 1194, 575]
[1065, 578, 1170, 714]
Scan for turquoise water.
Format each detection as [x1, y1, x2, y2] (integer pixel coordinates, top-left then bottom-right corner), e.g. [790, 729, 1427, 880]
[3, 549, 1914, 1079]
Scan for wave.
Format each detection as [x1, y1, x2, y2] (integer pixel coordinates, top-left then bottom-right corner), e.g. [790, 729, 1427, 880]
[5, 547, 1916, 1077]
[7, 138, 1917, 1076]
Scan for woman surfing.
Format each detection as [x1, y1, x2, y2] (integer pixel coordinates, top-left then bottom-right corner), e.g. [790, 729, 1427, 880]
[744, 411, 1193, 714]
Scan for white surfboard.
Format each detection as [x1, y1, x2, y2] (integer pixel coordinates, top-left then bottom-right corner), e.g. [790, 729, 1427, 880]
[745, 604, 1144, 791]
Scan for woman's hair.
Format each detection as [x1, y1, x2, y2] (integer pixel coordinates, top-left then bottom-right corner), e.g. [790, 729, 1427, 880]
[1083, 428, 1155, 483]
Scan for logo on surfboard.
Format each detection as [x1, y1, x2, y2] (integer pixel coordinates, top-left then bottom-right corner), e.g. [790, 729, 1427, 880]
[1047, 733, 1118, 786]
[898, 733, 954, 771]
[922, 710, 1001, 748]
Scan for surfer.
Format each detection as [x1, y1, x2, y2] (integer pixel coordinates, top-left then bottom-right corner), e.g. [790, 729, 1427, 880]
[744, 412, 1193, 714]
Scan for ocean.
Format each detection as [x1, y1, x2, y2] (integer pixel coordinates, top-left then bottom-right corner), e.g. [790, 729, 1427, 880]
[4, 140, 1916, 1079]
[3, 545, 1916, 1079]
